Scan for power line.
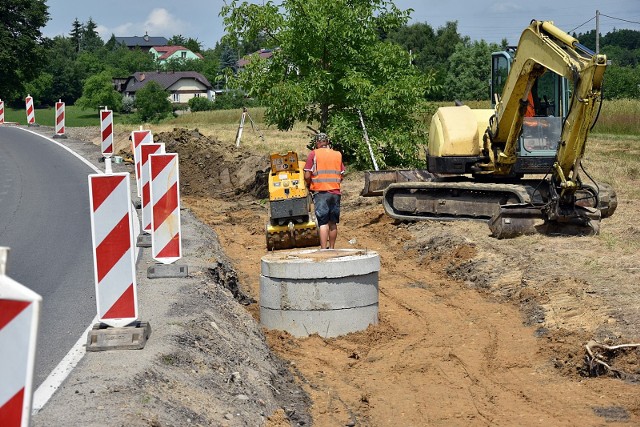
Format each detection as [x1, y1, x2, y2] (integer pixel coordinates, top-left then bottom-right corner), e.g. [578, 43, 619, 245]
[600, 13, 640, 26]
[569, 16, 595, 33]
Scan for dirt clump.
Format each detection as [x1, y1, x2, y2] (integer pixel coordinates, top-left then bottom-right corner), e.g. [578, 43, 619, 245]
[154, 128, 270, 198]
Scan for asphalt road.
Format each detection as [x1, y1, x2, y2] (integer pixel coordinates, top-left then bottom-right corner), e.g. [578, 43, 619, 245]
[0, 126, 97, 388]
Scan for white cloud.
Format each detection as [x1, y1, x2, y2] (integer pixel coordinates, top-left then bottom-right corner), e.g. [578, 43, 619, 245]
[96, 8, 187, 39]
[145, 8, 186, 35]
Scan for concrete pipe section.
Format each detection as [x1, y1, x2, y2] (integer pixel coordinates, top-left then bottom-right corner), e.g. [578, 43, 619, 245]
[260, 248, 380, 338]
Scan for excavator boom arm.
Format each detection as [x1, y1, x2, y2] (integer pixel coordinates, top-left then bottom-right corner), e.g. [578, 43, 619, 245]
[491, 20, 606, 184]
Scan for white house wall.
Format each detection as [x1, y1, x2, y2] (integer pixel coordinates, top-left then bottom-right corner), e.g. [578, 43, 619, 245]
[167, 80, 212, 103]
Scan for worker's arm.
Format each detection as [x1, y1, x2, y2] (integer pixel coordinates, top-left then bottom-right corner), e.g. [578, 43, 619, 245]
[304, 170, 312, 187]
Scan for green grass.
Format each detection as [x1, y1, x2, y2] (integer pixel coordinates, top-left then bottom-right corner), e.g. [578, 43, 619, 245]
[592, 98, 640, 135]
[3, 105, 123, 127]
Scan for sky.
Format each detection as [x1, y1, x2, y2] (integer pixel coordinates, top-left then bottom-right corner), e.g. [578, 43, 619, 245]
[43, 0, 640, 50]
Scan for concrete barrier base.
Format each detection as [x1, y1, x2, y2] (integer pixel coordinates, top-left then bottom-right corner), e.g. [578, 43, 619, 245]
[86, 321, 151, 351]
[147, 263, 189, 279]
[136, 233, 151, 247]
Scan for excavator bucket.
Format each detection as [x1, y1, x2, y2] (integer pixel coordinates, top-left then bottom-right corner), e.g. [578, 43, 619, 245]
[361, 170, 434, 197]
[489, 203, 601, 239]
[488, 204, 543, 239]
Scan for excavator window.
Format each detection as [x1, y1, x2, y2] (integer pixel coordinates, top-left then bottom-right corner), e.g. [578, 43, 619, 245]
[491, 52, 511, 106]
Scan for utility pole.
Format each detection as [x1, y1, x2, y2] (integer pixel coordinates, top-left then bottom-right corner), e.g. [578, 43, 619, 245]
[596, 10, 600, 54]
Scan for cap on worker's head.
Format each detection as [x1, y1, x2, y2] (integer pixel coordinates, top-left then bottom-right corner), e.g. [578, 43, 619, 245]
[315, 133, 329, 146]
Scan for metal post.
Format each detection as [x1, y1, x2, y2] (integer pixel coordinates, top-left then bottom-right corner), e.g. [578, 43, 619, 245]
[357, 109, 379, 171]
[595, 10, 600, 54]
[235, 108, 247, 147]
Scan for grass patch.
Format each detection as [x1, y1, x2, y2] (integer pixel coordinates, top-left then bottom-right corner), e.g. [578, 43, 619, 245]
[3, 105, 128, 127]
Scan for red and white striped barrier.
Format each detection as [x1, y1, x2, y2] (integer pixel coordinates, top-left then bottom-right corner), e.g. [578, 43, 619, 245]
[0, 247, 42, 427]
[140, 143, 165, 233]
[150, 153, 182, 264]
[88, 173, 138, 327]
[131, 128, 153, 197]
[25, 95, 35, 125]
[54, 100, 65, 136]
[100, 108, 114, 157]
[0, 99, 4, 124]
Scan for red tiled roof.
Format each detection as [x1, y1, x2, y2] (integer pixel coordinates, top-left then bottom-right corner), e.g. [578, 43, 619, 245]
[152, 45, 203, 60]
[237, 49, 274, 67]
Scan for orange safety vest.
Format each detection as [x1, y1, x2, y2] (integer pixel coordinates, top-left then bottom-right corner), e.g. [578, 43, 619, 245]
[310, 148, 343, 192]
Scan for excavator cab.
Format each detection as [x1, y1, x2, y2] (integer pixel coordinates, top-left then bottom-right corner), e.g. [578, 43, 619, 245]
[491, 49, 569, 173]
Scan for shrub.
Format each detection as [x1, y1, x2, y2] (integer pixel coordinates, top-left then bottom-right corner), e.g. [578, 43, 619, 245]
[135, 81, 172, 122]
[188, 96, 214, 112]
[121, 95, 135, 114]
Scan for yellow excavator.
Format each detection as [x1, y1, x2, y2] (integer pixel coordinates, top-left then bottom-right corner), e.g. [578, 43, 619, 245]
[265, 151, 320, 250]
[363, 20, 617, 238]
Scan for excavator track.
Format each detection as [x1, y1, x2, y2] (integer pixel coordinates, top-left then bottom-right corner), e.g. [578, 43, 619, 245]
[382, 181, 533, 222]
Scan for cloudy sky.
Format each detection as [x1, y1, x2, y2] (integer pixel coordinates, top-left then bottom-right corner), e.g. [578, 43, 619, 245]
[43, 0, 640, 50]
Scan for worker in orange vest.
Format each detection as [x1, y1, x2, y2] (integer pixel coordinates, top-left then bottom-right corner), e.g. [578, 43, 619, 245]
[304, 133, 345, 249]
[525, 90, 536, 117]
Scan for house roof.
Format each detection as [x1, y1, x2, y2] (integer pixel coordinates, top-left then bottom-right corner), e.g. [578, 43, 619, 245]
[152, 45, 204, 60]
[237, 48, 274, 67]
[124, 71, 213, 93]
[115, 34, 168, 48]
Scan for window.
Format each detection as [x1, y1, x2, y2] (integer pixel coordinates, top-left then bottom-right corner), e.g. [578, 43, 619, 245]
[181, 51, 187, 59]
[172, 93, 179, 102]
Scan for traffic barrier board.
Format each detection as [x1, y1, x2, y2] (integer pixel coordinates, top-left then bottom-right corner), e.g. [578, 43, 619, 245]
[0, 247, 42, 427]
[0, 99, 4, 124]
[25, 96, 35, 125]
[54, 100, 65, 136]
[131, 129, 153, 198]
[150, 153, 182, 264]
[100, 108, 113, 157]
[140, 143, 165, 233]
[88, 173, 138, 327]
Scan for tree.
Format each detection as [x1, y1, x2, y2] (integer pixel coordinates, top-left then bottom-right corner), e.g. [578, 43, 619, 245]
[444, 40, 499, 101]
[45, 36, 85, 103]
[386, 22, 436, 71]
[0, 0, 49, 101]
[135, 81, 172, 122]
[221, 0, 437, 168]
[76, 70, 122, 111]
[70, 18, 83, 53]
[600, 65, 640, 99]
[81, 17, 103, 52]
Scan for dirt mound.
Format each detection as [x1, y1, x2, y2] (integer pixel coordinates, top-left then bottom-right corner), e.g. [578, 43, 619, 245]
[154, 128, 270, 198]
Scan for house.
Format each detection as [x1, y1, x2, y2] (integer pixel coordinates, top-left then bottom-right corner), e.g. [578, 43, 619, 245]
[115, 32, 168, 52]
[121, 71, 214, 104]
[237, 48, 274, 70]
[150, 45, 203, 64]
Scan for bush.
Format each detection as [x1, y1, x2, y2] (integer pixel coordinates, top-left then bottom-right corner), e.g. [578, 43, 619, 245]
[188, 97, 214, 112]
[135, 81, 172, 122]
[213, 90, 259, 110]
[121, 95, 135, 114]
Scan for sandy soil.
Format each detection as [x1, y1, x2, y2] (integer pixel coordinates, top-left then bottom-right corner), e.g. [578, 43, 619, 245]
[151, 128, 640, 426]
[33, 126, 640, 426]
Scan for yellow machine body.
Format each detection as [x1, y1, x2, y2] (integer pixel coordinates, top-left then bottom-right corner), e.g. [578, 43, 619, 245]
[265, 151, 319, 250]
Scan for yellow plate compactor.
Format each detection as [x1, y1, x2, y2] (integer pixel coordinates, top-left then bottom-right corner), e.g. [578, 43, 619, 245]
[265, 151, 320, 250]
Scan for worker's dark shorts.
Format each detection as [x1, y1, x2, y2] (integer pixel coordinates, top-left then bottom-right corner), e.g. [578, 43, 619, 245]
[312, 192, 341, 226]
